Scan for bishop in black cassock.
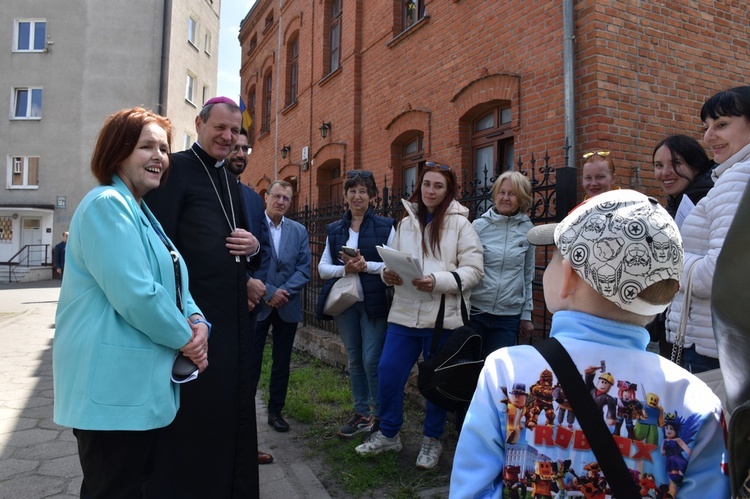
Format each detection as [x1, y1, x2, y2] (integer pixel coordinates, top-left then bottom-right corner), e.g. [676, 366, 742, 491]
[144, 139, 260, 497]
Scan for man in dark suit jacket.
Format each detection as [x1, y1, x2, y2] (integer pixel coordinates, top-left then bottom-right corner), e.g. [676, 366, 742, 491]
[251, 180, 311, 432]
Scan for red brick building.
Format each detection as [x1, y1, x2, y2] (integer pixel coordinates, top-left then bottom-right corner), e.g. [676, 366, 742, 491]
[238, 0, 750, 211]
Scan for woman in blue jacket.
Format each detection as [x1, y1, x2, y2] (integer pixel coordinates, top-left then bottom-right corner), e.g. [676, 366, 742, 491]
[53, 108, 210, 497]
[470, 171, 535, 358]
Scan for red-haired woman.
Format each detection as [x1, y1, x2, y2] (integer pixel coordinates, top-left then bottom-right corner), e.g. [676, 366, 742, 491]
[355, 163, 483, 470]
[53, 108, 209, 496]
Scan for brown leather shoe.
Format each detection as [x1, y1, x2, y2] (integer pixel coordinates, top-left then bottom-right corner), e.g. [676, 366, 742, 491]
[258, 450, 274, 465]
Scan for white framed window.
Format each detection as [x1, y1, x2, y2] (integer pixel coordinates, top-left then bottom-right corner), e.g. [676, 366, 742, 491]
[12, 87, 43, 119]
[202, 85, 209, 105]
[8, 156, 40, 189]
[14, 19, 46, 52]
[186, 74, 196, 104]
[204, 32, 212, 55]
[188, 17, 198, 46]
[183, 133, 192, 151]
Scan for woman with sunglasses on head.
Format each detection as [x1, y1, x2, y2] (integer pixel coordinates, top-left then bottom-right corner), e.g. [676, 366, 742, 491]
[666, 86, 750, 374]
[317, 170, 396, 438]
[469, 171, 535, 358]
[646, 135, 713, 358]
[355, 162, 483, 470]
[582, 150, 618, 199]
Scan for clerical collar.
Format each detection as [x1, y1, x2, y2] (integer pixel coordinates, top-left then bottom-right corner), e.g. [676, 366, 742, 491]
[192, 142, 226, 168]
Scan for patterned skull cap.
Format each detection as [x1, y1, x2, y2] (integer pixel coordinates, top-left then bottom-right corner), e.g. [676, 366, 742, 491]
[527, 189, 683, 315]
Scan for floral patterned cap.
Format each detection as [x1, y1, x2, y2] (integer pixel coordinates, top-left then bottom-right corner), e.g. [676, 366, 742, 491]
[527, 189, 683, 315]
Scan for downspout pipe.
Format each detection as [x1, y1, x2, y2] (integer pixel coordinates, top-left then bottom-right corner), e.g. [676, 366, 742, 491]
[273, 0, 283, 180]
[158, 0, 172, 116]
[563, 0, 576, 168]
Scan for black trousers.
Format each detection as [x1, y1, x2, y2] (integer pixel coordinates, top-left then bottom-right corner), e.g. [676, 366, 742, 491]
[74, 428, 161, 499]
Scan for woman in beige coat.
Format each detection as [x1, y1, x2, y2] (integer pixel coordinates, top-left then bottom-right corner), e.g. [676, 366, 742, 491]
[355, 162, 483, 470]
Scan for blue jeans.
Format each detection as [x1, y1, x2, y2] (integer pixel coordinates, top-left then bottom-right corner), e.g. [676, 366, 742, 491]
[377, 324, 451, 439]
[683, 345, 720, 374]
[334, 302, 387, 417]
[469, 311, 521, 359]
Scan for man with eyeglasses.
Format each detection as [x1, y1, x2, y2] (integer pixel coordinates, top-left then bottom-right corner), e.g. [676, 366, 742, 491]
[250, 180, 311, 433]
[226, 128, 275, 465]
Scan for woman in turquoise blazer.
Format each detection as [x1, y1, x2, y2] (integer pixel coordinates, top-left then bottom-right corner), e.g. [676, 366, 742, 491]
[53, 108, 210, 497]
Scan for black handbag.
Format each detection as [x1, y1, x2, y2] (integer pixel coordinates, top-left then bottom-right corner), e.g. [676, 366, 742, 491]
[533, 338, 640, 499]
[417, 272, 484, 412]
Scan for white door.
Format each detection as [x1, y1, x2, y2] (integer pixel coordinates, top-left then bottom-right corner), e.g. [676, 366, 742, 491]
[20, 218, 42, 265]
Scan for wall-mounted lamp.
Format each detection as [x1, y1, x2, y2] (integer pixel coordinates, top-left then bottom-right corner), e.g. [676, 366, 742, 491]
[280, 145, 291, 159]
[319, 121, 332, 139]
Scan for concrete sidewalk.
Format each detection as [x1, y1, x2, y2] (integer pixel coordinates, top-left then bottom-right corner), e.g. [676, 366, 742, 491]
[0, 280, 330, 498]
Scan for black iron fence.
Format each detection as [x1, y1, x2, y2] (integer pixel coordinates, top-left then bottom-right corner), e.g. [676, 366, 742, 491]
[287, 152, 578, 342]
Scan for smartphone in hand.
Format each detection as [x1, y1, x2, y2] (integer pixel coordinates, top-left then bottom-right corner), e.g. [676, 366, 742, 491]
[342, 246, 358, 257]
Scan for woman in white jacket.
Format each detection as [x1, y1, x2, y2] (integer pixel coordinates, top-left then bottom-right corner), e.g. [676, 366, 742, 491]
[667, 85, 750, 373]
[355, 162, 483, 470]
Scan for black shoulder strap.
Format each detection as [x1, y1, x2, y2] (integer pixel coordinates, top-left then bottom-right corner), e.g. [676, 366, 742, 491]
[428, 271, 468, 354]
[533, 338, 640, 499]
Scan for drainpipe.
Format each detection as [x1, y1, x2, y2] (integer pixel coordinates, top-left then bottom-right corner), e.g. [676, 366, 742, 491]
[563, 0, 575, 167]
[273, 0, 283, 180]
[158, 0, 172, 116]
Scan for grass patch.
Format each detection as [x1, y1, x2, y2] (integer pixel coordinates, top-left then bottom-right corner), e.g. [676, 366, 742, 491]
[258, 344, 452, 497]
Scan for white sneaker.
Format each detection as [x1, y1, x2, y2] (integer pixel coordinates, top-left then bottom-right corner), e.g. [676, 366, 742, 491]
[355, 430, 402, 455]
[415, 436, 442, 469]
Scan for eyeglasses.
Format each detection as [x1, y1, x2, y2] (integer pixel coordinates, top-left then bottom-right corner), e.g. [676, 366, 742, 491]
[346, 170, 373, 179]
[233, 145, 251, 154]
[582, 150, 611, 159]
[269, 193, 292, 203]
[424, 161, 451, 171]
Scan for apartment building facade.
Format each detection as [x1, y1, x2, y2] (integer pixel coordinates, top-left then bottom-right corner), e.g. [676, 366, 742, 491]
[0, 0, 220, 272]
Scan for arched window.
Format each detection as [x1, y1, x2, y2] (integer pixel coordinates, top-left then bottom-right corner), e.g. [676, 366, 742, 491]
[247, 85, 256, 144]
[402, 0, 425, 31]
[472, 106, 514, 189]
[262, 70, 272, 134]
[328, 0, 342, 73]
[399, 134, 423, 197]
[286, 34, 299, 106]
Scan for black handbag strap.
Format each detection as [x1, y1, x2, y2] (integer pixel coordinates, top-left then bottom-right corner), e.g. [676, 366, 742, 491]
[533, 338, 640, 499]
[429, 272, 469, 354]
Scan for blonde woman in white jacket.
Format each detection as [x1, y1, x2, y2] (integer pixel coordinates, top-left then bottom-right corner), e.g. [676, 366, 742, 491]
[667, 86, 750, 373]
[355, 162, 483, 470]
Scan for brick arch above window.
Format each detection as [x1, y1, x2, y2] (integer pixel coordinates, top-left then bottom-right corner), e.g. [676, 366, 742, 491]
[260, 53, 276, 76]
[283, 13, 303, 44]
[312, 141, 347, 168]
[451, 74, 521, 130]
[255, 175, 273, 193]
[385, 108, 431, 154]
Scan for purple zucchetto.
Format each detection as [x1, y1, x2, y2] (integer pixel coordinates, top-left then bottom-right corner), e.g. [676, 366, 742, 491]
[203, 96, 238, 108]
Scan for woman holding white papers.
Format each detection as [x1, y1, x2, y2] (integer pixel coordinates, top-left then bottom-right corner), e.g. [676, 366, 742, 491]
[317, 170, 395, 438]
[666, 86, 750, 373]
[355, 162, 483, 471]
[647, 135, 713, 358]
